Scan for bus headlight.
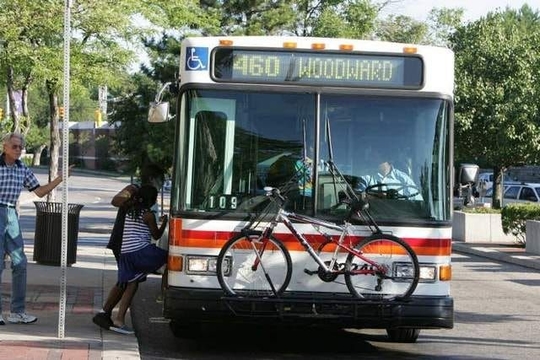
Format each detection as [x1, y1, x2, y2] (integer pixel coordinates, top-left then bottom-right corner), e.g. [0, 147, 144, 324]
[185, 255, 231, 275]
[419, 265, 437, 281]
[393, 262, 416, 279]
[186, 256, 218, 275]
[394, 263, 437, 282]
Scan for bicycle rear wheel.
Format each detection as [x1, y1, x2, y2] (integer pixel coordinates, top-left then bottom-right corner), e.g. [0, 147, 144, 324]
[344, 234, 419, 301]
[216, 231, 292, 297]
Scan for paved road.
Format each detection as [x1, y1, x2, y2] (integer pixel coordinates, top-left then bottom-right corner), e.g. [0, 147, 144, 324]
[134, 250, 540, 360]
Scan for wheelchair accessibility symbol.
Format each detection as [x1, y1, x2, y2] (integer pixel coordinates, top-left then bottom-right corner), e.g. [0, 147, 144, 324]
[185, 47, 208, 71]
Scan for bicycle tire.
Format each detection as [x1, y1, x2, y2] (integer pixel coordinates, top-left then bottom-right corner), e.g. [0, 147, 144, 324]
[216, 231, 292, 297]
[344, 233, 420, 301]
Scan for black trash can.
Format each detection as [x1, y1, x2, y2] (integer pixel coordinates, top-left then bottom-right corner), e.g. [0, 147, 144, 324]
[33, 202, 84, 266]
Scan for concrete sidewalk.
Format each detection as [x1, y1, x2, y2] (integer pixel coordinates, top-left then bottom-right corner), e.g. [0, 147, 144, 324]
[1, 171, 141, 360]
[452, 241, 540, 271]
[0, 235, 141, 360]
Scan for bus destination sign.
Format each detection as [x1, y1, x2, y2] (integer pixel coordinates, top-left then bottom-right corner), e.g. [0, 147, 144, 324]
[213, 48, 423, 88]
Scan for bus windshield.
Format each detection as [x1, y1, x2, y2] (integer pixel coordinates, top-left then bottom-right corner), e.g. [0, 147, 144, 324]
[173, 88, 451, 223]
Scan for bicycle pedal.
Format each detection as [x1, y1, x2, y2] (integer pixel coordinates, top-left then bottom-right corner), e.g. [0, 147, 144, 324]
[304, 268, 317, 275]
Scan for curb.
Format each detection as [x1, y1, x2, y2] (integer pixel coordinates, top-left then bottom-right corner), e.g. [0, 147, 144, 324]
[453, 242, 540, 271]
[80, 227, 112, 234]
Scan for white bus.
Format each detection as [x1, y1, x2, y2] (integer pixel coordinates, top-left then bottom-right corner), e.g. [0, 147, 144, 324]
[150, 36, 455, 342]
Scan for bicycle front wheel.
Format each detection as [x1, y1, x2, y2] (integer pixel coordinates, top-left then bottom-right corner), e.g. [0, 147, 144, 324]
[344, 234, 419, 301]
[216, 231, 292, 298]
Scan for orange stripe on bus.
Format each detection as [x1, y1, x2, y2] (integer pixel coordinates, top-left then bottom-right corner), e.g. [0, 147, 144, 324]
[175, 230, 452, 256]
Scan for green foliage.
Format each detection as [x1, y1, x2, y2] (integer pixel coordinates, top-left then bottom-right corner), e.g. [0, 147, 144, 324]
[452, 8, 540, 169]
[375, 15, 428, 43]
[426, 7, 465, 46]
[451, 6, 540, 208]
[375, 6, 464, 45]
[109, 74, 174, 175]
[200, 0, 380, 38]
[20, 155, 33, 167]
[200, 0, 295, 35]
[312, 0, 378, 38]
[501, 203, 540, 245]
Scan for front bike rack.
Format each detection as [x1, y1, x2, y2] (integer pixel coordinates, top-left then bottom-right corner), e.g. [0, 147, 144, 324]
[221, 294, 408, 321]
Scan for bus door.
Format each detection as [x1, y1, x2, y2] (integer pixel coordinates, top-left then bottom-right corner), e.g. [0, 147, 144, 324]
[186, 98, 236, 209]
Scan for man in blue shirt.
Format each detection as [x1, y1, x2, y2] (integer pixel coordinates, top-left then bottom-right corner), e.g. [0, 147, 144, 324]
[359, 150, 422, 200]
[0, 132, 71, 325]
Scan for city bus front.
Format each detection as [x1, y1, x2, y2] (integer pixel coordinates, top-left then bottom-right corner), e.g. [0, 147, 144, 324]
[160, 37, 454, 341]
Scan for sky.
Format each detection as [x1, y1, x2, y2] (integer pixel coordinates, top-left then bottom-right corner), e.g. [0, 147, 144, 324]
[382, 0, 540, 21]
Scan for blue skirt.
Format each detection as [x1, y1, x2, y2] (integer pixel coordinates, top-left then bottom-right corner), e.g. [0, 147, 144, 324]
[118, 244, 167, 286]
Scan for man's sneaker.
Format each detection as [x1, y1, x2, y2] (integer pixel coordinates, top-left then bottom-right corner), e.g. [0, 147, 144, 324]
[110, 324, 135, 335]
[0, 315, 5, 325]
[7, 312, 37, 324]
[92, 312, 114, 330]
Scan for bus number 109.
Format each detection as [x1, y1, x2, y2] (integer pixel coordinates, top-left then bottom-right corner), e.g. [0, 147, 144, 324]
[207, 195, 238, 210]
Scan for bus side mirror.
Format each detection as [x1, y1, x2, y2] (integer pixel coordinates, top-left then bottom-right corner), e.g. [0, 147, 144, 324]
[148, 101, 170, 123]
[148, 82, 172, 123]
[458, 163, 479, 185]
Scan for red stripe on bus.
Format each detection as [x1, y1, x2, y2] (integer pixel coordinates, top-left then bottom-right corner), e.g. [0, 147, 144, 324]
[176, 230, 452, 256]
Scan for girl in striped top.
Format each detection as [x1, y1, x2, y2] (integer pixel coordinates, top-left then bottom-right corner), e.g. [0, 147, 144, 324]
[110, 185, 168, 334]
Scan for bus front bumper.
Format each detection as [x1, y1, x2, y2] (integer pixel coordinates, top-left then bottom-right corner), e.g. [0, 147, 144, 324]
[163, 288, 454, 329]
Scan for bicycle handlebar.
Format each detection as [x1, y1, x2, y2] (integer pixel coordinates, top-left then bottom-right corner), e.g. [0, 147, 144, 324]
[263, 186, 286, 202]
[263, 186, 368, 214]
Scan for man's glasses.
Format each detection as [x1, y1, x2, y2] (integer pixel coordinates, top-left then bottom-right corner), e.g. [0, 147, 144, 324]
[11, 144, 24, 150]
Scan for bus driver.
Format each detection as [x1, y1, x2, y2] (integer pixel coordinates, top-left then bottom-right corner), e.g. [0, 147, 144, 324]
[358, 149, 422, 200]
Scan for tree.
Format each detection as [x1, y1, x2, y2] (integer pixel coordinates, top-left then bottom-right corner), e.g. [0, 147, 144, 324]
[426, 7, 465, 46]
[451, 6, 540, 208]
[200, 0, 388, 37]
[109, 1, 214, 175]
[109, 74, 175, 175]
[110, 33, 182, 175]
[375, 7, 464, 45]
[0, 0, 177, 200]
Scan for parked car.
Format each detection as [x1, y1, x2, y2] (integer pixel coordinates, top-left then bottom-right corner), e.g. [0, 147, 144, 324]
[477, 172, 513, 193]
[484, 182, 540, 205]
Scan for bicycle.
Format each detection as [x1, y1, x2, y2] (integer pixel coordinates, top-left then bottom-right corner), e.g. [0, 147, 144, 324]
[216, 161, 420, 301]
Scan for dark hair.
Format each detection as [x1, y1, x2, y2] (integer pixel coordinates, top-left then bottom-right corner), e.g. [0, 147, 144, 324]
[140, 163, 165, 185]
[138, 185, 158, 208]
[128, 185, 158, 218]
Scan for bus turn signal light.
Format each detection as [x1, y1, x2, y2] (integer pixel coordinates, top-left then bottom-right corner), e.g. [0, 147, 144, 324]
[168, 255, 183, 272]
[439, 265, 452, 281]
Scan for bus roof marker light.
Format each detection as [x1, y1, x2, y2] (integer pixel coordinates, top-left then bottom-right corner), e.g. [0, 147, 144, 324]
[219, 39, 234, 46]
[283, 41, 297, 49]
[403, 46, 418, 54]
[311, 43, 326, 50]
[339, 44, 354, 51]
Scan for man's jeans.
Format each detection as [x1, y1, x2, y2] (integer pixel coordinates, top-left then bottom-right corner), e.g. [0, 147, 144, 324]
[0, 206, 28, 314]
